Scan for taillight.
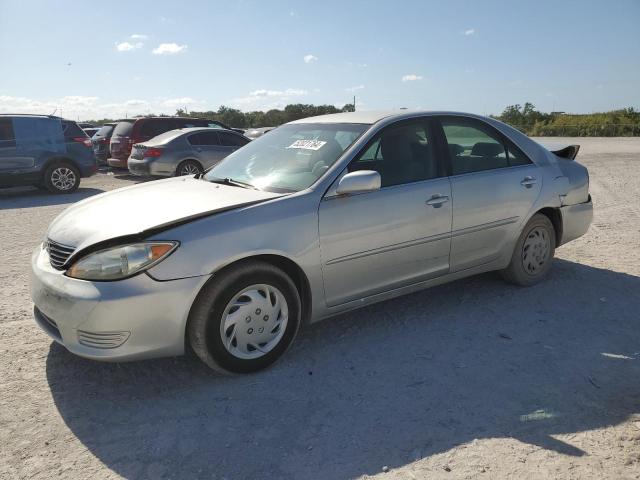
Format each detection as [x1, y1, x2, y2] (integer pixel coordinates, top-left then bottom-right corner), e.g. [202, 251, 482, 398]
[73, 137, 92, 148]
[143, 147, 163, 158]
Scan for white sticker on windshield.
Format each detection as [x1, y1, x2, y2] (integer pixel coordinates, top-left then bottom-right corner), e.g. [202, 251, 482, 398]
[287, 139, 327, 151]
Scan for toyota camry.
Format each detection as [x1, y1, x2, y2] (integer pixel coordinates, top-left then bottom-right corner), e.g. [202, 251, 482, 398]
[31, 111, 593, 373]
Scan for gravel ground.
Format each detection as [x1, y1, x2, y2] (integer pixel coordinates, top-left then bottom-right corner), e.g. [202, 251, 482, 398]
[1, 138, 639, 480]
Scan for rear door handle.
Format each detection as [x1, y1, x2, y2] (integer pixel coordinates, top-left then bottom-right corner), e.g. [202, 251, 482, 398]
[520, 176, 537, 188]
[426, 194, 449, 208]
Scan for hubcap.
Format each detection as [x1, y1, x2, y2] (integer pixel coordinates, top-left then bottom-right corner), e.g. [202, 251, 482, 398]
[51, 167, 76, 191]
[219, 284, 288, 360]
[180, 163, 200, 176]
[522, 227, 551, 275]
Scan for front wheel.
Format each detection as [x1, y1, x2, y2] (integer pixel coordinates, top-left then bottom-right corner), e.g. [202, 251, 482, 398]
[501, 213, 556, 286]
[188, 261, 301, 374]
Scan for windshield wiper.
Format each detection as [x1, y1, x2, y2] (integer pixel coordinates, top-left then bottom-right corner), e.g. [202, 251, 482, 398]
[207, 177, 259, 190]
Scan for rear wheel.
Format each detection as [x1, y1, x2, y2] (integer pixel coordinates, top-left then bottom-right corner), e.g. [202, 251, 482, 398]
[188, 261, 301, 374]
[176, 160, 203, 176]
[43, 162, 80, 194]
[501, 213, 556, 286]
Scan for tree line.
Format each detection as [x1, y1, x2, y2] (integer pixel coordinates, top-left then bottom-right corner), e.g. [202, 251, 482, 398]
[88, 102, 640, 136]
[493, 103, 640, 137]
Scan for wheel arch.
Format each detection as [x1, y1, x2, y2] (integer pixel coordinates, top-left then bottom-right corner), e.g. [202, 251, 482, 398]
[184, 254, 313, 349]
[176, 158, 204, 175]
[533, 207, 563, 247]
[41, 156, 80, 179]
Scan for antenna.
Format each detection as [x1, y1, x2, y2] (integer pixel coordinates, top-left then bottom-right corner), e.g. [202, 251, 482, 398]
[50, 108, 57, 116]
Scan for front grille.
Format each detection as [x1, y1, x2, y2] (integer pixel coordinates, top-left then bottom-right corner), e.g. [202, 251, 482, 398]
[77, 330, 130, 349]
[46, 239, 75, 270]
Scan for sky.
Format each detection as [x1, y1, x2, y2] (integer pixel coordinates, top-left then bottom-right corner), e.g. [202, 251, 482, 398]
[0, 0, 638, 120]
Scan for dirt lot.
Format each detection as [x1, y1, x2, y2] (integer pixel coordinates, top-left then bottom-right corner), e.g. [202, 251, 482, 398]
[1, 138, 639, 480]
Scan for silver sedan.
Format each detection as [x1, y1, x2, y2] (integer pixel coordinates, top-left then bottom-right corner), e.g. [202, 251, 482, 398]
[30, 111, 593, 373]
[127, 127, 250, 177]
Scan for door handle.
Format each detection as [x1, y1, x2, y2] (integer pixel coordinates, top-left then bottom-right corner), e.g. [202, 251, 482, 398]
[520, 176, 537, 188]
[425, 194, 449, 208]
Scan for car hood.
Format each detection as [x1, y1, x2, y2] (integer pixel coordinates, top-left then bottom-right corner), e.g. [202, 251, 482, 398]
[47, 176, 283, 253]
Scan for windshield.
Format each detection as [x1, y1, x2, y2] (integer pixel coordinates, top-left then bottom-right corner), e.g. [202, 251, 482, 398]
[204, 123, 367, 192]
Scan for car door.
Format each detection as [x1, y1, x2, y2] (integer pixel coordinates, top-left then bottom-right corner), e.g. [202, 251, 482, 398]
[318, 118, 452, 307]
[187, 131, 228, 169]
[436, 116, 542, 272]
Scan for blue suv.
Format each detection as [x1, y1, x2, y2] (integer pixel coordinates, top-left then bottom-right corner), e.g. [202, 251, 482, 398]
[0, 114, 97, 193]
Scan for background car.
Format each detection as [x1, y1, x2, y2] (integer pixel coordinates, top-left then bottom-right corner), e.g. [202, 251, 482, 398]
[91, 122, 117, 164]
[128, 127, 250, 177]
[244, 127, 275, 140]
[108, 117, 234, 169]
[77, 122, 95, 129]
[0, 114, 96, 193]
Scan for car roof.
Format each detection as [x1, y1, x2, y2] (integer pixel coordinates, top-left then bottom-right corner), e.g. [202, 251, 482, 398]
[0, 113, 62, 119]
[289, 110, 496, 125]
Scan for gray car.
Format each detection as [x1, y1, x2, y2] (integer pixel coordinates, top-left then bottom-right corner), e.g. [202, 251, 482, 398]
[30, 110, 592, 374]
[127, 127, 250, 177]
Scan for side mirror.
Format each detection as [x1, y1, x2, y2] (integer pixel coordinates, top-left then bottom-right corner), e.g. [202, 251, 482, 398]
[336, 170, 381, 195]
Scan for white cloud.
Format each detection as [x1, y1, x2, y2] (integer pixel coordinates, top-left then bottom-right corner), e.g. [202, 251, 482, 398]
[346, 85, 365, 92]
[130, 34, 148, 39]
[152, 43, 188, 55]
[464, 28, 475, 36]
[161, 97, 197, 107]
[303, 54, 318, 64]
[116, 41, 143, 52]
[0, 95, 203, 119]
[249, 88, 308, 98]
[401, 74, 423, 82]
[229, 88, 309, 109]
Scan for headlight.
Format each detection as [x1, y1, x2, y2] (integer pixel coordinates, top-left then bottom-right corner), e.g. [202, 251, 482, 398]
[66, 242, 178, 281]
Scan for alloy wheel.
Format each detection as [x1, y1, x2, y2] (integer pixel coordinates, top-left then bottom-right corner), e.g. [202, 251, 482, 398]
[180, 163, 200, 176]
[51, 167, 77, 191]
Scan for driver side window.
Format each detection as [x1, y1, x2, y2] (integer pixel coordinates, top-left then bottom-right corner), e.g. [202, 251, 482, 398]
[349, 120, 438, 187]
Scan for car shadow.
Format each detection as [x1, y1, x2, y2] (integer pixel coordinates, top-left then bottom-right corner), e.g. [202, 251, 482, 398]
[45, 259, 640, 479]
[0, 187, 105, 209]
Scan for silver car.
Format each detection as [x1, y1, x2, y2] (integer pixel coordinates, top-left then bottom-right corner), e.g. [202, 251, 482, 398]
[127, 127, 250, 177]
[30, 111, 593, 374]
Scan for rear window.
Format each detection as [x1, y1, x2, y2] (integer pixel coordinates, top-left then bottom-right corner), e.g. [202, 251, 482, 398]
[113, 120, 135, 137]
[62, 121, 87, 138]
[94, 124, 115, 138]
[145, 129, 184, 145]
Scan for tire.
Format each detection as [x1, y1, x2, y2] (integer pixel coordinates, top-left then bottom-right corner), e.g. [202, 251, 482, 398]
[501, 213, 556, 286]
[176, 160, 203, 176]
[188, 261, 301, 374]
[43, 162, 80, 194]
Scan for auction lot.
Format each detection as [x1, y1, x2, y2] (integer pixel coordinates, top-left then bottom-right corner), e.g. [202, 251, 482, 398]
[1, 138, 639, 479]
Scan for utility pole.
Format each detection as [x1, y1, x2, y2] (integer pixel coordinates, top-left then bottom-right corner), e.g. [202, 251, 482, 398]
[353, 95, 356, 112]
